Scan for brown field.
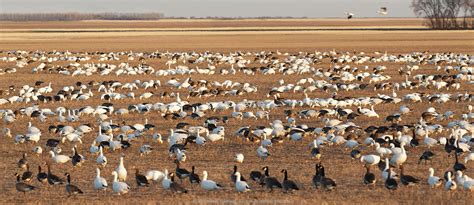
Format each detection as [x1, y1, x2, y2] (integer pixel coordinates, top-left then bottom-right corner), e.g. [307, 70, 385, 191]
[0, 19, 473, 204]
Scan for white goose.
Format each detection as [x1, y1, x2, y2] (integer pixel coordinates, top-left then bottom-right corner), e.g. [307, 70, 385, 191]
[360, 154, 380, 166]
[424, 133, 438, 148]
[234, 172, 251, 192]
[201, 171, 222, 191]
[428, 168, 442, 188]
[261, 133, 272, 147]
[375, 143, 392, 157]
[49, 150, 70, 164]
[115, 156, 127, 182]
[257, 145, 270, 162]
[162, 169, 171, 189]
[465, 152, 474, 164]
[234, 153, 244, 163]
[382, 158, 398, 180]
[445, 172, 457, 191]
[111, 171, 130, 195]
[96, 146, 107, 167]
[89, 141, 99, 154]
[146, 170, 165, 182]
[463, 176, 474, 191]
[390, 142, 407, 168]
[94, 168, 108, 191]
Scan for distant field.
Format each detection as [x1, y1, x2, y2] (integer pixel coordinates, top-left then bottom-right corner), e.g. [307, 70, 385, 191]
[0, 18, 426, 29]
[0, 18, 472, 54]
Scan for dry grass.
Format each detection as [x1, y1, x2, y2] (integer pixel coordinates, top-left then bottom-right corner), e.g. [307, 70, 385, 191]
[0, 19, 473, 204]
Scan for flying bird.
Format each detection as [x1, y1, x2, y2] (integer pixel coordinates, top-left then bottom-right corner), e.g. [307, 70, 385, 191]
[377, 7, 388, 15]
[345, 12, 354, 19]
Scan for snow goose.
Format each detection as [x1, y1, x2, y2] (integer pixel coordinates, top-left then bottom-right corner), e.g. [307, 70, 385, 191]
[139, 144, 153, 156]
[345, 12, 354, 19]
[428, 168, 442, 188]
[14, 173, 36, 195]
[115, 156, 127, 182]
[195, 132, 206, 145]
[96, 146, 107, 167]
[94, 168, 108, 191]
[261, 133, 272, 147]
[463, 176, 474, 191]
[32, 146, 42, 156]
[465, 152, 474, 164]
[310, 140, 321, 159]
[65, 173, 84, 196]
[234, 172, 250, 192]
[111, 171, 130, 195]
[444, 172, 457, 191]
[175, 148, 186, 162]
[400, 165, 420, 186]
[382, 158, 398, 180]
[424, 133, 438, 148]
[234, 153, 244, 163]
[360, 154, 381, 166]
[389, 142, 407, 168]
[145, 170, 165, 182]
[206, 131, 224, 142]
[162, 170, 171, 189]
[201, 170, 222, 191]
[375, 142, 392, 157]
[281, 169, 299, 192]
[257, 145, 270, 162]
[49, 150, 71, 164]
[262, 166, 282, 191]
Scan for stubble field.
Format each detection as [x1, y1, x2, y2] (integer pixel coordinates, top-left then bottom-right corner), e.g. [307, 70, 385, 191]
[0, 19, 473, 204]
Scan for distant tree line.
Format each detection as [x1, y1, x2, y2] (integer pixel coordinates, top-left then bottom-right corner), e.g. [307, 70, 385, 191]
[0, 12, 165, 21]
[411, 0, 474, 29]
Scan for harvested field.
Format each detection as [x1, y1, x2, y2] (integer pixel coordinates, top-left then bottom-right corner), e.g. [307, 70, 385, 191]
[0, 19, 473, 204]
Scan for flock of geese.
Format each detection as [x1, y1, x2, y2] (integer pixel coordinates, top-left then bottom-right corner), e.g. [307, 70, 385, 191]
[1, 49, 473, 199]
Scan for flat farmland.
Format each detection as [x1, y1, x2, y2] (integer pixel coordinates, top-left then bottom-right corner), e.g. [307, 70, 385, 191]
[0, 19, 473, 204]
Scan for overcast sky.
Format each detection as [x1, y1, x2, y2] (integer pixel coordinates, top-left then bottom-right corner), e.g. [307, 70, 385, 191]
[0, 0, 416, 18]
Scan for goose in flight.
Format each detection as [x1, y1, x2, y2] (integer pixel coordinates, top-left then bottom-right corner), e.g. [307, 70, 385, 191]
[345, 12, 354, 19]
[378, 7, 388, 15]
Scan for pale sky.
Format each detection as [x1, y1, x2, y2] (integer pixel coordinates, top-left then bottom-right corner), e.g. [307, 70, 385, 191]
[0, 0, 416, 18]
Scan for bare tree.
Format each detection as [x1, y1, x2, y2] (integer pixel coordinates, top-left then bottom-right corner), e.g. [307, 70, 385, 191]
[411, 0, 473, 29]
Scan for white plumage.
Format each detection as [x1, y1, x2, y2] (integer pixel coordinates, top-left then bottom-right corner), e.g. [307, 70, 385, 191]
[112, 171, 130, 195]
[201, 171, 222, 191]
[234, 172, 251, 192]
[49, 150, 70, 164]
[115, 156, 127, 182]
[94, 168, 108, 191]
